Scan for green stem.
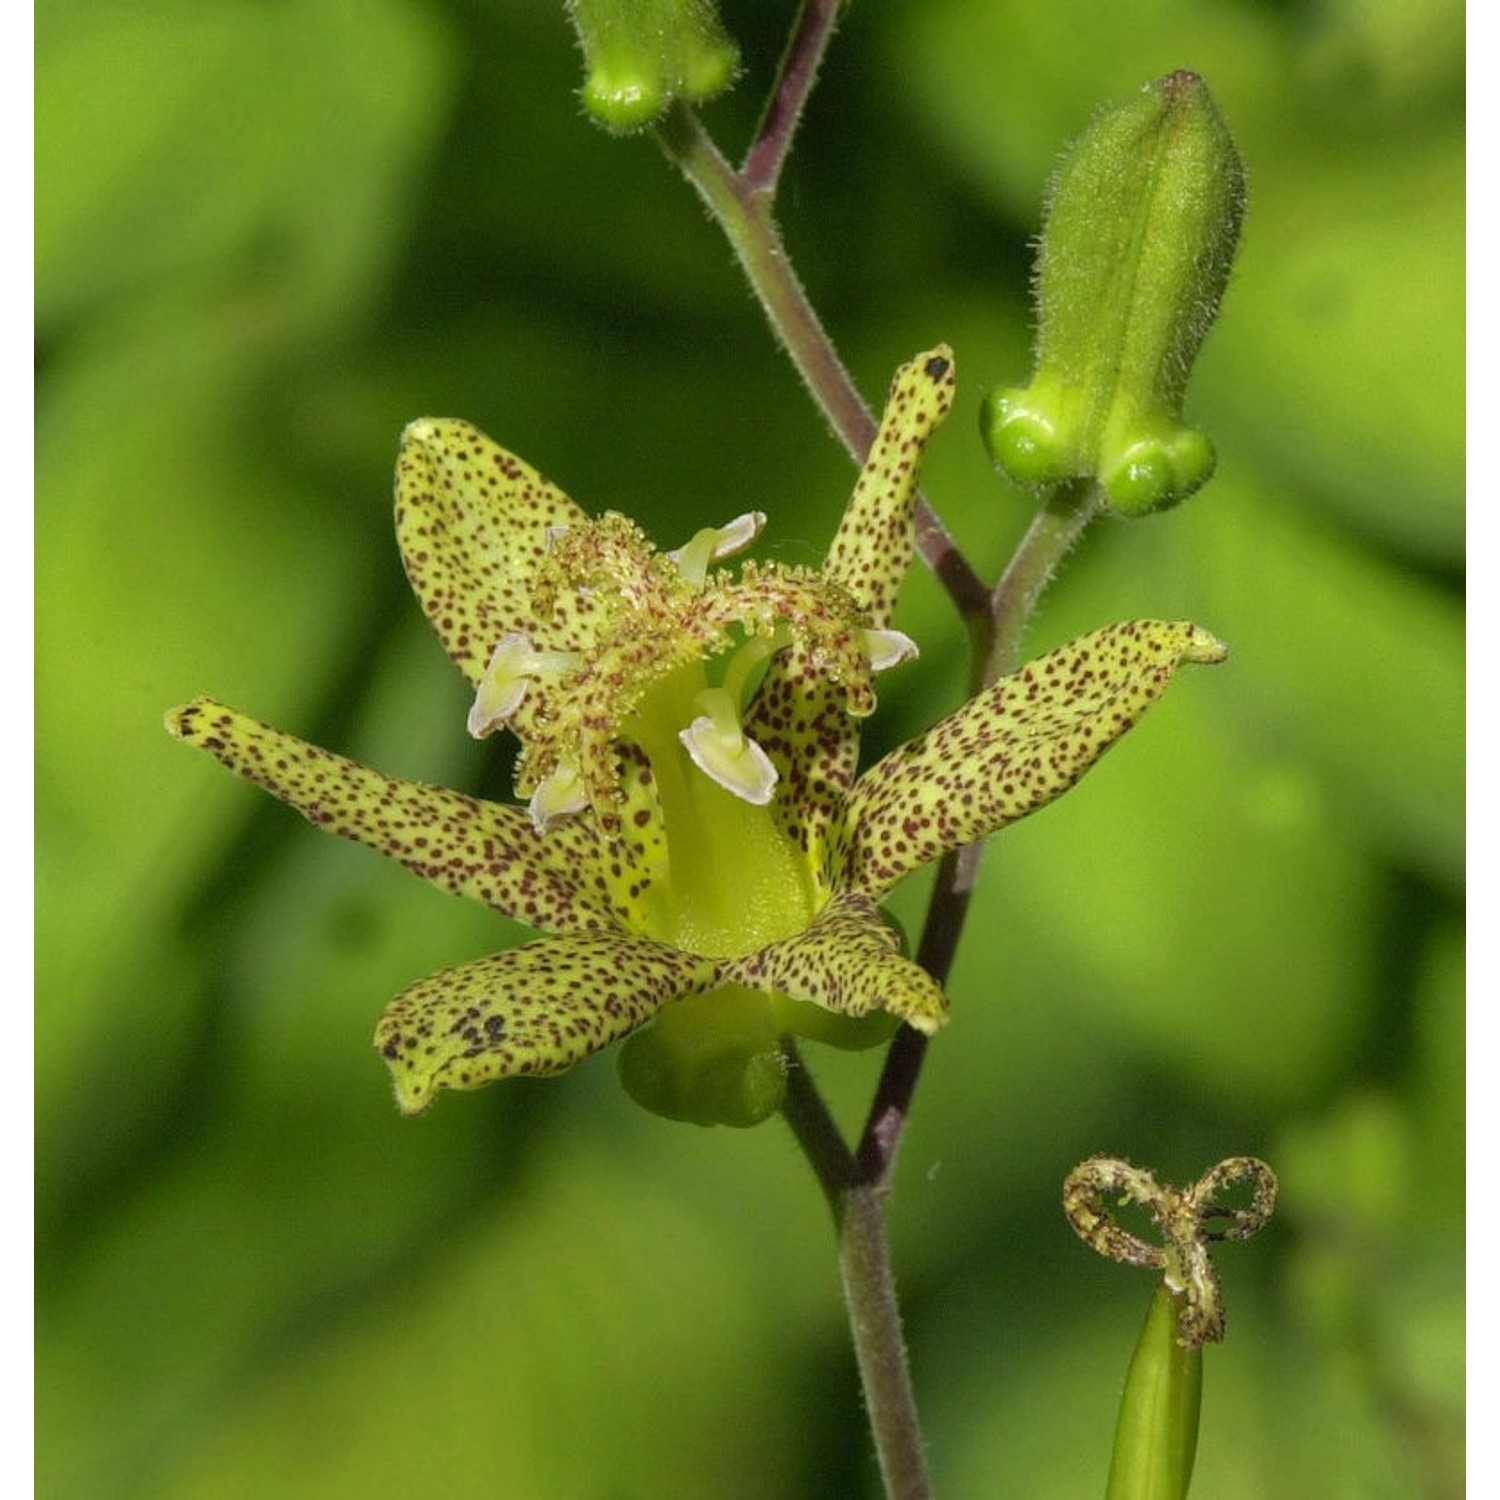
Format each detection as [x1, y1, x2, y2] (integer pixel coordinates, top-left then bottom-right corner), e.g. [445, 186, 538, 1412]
[988, 478, 1103, 678]
[781, 1047, 932, 1500]
[657, 32, 1103, 1488]
[655, 105, 990, 618]
[657, 106, 862, 443]
[839, 1188, 931, 1500]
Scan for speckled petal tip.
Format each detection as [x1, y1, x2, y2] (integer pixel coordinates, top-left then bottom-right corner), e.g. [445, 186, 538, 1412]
[842, 620, 1227, 898]
[743, 346, 955, 875]
[394, 417, 594, 689]
[823, 346, 957, 628]
[165, 698, 612, 935]
[374, 934, 721, 1114]
[722, 890, 947, 1035]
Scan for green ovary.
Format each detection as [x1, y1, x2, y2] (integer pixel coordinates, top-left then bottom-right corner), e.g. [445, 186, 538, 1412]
[617, 982, 786, 1127]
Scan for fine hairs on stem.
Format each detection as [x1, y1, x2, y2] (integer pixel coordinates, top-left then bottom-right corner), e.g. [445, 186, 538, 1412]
[652, 7, 1105, 1494]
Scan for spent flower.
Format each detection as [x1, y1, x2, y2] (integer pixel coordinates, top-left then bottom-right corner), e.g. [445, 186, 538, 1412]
[167, 348, 1225, 1124]
[1064, 1156, 1277, 1498]
[1063, 1155, 1279, 1347]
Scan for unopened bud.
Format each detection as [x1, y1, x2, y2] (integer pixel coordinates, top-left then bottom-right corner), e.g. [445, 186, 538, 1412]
[567, 0, 739, 134]
[983, 71, 1245, 516]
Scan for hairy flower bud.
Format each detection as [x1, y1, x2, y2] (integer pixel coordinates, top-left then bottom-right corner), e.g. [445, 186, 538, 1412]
[983, 71, 1246, 516]
[567, 0, 739, 134]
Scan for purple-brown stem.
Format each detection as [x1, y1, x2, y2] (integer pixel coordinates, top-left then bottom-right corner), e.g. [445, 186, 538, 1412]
[742, 0, 844, 197]
[656, 30, 1101, 1495]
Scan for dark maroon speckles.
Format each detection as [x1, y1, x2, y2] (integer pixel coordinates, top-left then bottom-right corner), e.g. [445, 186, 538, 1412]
[821, 347, 955, 635]
[166, 352, 1220, 1117]
[373, 934, 721, 1111]
[163, 696, 616, 937]
[841, 622, 1213, 899]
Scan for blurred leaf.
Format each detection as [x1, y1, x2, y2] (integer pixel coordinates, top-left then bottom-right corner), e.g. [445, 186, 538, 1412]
[1275, 1076, 1464, 1494]
[951, 630, 1379, 1113]
[1410, 922, 1464, 1223]
[1301, 0, 1464, 113]
[1197, 140, 1463, 564]
[918, 1277, 1430, 1498]
[893, 0, 1278, 220]
[37, 0, 451, 331]
[37, 0, 455, 1215]
[36, 1, 1462, 1494]
[36, 303, 372, 1162]
[137, 1132, 820, 1498]
[1170, 472, 1464, 890]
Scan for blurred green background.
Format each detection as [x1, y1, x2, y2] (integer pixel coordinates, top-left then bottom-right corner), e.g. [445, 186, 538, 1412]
[37, 0, 1463, 1494]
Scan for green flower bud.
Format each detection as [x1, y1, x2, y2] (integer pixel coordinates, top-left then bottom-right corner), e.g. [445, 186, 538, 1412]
[1106, 1285, 1203, 1500]
[567, 0, 739, 134]
[983, 71, 1245, 516]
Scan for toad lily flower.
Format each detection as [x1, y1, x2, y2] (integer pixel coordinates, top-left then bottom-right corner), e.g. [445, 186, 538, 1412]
[166, 348, 1225, 1124]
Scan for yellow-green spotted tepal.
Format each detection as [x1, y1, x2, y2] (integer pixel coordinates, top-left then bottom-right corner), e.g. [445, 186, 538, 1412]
[983, 71, 1246, 517]
[167, 348, 1226, 1126]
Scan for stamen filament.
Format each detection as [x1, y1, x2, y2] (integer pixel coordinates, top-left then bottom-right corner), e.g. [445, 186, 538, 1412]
[720, 625, 792, 706]
[667, 511, 768, 587]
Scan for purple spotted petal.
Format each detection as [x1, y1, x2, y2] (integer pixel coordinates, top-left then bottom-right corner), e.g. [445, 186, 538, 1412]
[720, 890, 947, 1034]
[375, 934, 721, 1113]
[741, 645, 862, 884]
[841, 621, 1227, 898]
[394, 418, 598, 688]
[166, 698, 615, 935]
[822, 346, 956, 627]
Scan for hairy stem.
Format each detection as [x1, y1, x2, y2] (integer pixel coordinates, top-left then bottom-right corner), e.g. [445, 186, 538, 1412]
[856, 477, 1101, 1183]
[988, 478, 1103, 678]
[743, 0, 845, 196]
[659, 38, 1102, 1491]
[781, 1047, 932, 1500]
[655, 105, 990, 617]
[780, 1040, 857, 1215]
[839, 1188, 932, 1500]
